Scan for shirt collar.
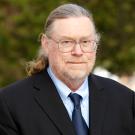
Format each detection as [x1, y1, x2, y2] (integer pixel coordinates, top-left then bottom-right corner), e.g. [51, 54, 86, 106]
[47, 67, 89, 101]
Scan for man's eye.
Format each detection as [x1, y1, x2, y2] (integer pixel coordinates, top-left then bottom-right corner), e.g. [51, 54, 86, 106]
[62, 40, 73, 43]
[82, 40, 90, 43]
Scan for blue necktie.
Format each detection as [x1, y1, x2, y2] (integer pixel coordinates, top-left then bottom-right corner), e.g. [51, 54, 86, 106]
[69, 93, 88, 135]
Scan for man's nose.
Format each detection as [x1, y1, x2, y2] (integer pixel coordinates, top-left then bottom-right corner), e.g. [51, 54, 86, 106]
[71, 43, 83, 56]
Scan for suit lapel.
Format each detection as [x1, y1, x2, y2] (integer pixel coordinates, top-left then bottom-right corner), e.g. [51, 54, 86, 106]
[32, 70, 76, 135]
[89, 74, 108, 135]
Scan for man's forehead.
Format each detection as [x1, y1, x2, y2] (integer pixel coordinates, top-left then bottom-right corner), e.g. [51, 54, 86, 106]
[52, 16, 93, 26]
[51, 17, 95, 37]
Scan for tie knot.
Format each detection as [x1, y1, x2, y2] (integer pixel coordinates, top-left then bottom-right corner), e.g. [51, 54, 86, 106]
[69, 93, 82, 108]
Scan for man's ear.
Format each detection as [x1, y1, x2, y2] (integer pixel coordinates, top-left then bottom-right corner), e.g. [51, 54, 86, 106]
[41, 34, 49, 56]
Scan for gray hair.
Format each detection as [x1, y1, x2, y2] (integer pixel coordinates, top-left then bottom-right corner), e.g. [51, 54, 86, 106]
[45, 4, 94, 36]
[26, 3, 100, 76]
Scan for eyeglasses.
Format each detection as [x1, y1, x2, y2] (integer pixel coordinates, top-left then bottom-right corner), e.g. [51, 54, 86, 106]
[47, 37, 98, 53]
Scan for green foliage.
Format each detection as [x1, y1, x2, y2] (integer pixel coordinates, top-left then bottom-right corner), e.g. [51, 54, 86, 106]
[0, 0, 135, 86]
[89, 0, 135, 76]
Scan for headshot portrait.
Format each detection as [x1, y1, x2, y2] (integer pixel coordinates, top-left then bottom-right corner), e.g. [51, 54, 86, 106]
[0, 3, 134, 135]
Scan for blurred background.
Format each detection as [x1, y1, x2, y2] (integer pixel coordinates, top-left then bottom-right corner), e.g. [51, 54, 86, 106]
[0, 0, 135, 90]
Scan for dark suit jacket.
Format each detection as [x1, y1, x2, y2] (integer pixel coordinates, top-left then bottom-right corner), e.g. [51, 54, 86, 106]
[0, 70, 134, 135]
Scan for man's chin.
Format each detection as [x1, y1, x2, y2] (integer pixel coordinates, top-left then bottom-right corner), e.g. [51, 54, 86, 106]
[64, 70, 88, 80]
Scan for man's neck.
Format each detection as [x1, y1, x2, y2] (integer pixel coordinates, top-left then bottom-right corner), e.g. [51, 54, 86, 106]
[60, 77, 85, 92]
[47, 67, 87, 92]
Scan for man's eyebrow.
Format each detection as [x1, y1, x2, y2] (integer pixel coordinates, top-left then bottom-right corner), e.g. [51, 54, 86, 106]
[59, 35, 93, 40]
[59, 36, 75, 40]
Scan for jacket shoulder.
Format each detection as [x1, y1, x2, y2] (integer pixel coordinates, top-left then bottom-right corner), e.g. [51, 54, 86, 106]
[90, 74, 134, 94]
[0, 74, 37, 98]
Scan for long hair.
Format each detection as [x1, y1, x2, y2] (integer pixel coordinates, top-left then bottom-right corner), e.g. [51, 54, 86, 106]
[26, 3, 100, 76]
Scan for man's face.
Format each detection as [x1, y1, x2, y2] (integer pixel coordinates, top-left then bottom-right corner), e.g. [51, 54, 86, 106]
[43, 17, 97, 83]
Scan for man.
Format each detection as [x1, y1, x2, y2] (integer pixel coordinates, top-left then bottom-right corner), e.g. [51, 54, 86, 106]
[0, 3, 134, 135]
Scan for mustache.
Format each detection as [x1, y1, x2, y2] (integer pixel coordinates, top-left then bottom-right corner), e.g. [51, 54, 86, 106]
[64, 58, 92, 63]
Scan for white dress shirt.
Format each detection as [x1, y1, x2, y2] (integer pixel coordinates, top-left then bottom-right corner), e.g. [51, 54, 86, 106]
[47, 67, 89, 127]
